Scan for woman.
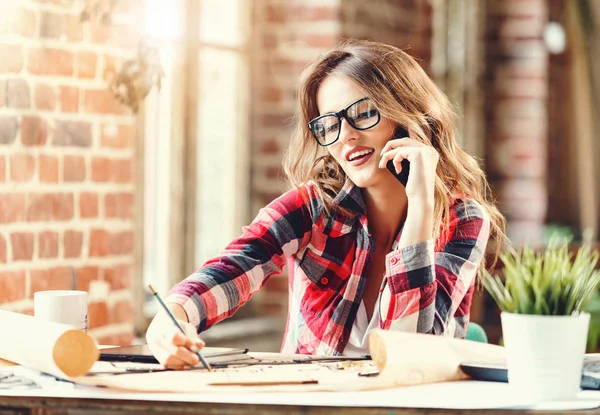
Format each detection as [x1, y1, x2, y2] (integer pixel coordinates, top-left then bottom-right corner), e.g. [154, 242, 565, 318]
[146, 40, 506, 369]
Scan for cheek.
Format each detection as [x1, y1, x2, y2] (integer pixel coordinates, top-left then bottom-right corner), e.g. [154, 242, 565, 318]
[327, 144, 344, 164]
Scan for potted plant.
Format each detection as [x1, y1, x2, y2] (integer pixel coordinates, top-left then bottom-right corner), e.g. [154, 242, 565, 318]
[482, 238, 600, 402]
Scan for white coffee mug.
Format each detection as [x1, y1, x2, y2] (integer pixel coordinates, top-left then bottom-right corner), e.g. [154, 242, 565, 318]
[34, 290, 88, 331]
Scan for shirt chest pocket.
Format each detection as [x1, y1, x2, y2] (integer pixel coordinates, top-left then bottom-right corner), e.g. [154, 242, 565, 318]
[299, 248, 350, 291]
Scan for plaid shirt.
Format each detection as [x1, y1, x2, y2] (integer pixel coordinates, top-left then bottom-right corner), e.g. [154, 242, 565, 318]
[165, 179, 491, 355]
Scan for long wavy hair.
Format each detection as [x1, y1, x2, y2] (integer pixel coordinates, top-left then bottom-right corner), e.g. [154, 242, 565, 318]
[283, 39, 506, 267]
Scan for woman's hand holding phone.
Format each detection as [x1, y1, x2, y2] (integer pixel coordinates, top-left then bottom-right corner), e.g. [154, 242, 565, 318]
[378, 127, 439, 204]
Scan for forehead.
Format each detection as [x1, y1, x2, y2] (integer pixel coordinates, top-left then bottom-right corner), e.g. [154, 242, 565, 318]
[316, 74, 365, 115]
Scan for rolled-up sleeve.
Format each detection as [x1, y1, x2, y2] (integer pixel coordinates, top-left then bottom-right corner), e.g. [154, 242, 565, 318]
[379, 199, 491, 337]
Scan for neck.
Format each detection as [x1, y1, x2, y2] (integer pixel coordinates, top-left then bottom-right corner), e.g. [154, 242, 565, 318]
[362, 178, 408, 250]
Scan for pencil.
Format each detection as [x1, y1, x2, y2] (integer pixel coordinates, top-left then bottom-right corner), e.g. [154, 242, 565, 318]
[209, 380, 319, 386]
[148, 284, 212, 372]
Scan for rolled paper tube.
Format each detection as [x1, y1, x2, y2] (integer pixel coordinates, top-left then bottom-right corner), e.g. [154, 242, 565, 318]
[0, 310, 99, 378]
[368, 329, 506, 387]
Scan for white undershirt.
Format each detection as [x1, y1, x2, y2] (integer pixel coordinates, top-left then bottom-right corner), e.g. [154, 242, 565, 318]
[342, 300, 380, 356]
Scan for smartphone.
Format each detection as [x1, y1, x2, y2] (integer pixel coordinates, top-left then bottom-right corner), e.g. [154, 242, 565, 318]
[386, 126, 410, 187]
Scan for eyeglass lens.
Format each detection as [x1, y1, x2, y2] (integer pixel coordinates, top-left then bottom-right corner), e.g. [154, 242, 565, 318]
[311, 99, 379, 145]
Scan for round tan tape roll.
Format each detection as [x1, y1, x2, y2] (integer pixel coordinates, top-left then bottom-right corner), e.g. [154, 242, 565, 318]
[52, 329, 99, 377]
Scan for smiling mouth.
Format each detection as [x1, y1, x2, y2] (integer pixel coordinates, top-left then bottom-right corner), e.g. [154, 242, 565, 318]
[347, 149, 374, 162]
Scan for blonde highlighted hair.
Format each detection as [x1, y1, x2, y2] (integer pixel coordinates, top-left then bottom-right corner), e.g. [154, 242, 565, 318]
[283, 39, 506, 268]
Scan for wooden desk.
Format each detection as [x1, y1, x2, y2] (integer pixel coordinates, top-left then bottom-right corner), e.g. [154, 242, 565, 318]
[1, 395, 599, 415]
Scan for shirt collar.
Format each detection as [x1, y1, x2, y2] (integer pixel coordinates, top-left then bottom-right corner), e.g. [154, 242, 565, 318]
[332, 178, 367, 215]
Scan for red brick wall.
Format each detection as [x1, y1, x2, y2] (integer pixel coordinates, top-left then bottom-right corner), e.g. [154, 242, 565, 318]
[484, 0, 549, 245]
[340, 0, 432, 72]
[0, 2, 140, 346]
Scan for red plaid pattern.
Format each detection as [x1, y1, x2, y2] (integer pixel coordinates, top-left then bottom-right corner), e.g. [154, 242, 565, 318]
[165, 179, 491, 355]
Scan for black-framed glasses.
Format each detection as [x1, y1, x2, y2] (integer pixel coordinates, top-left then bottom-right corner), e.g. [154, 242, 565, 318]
[308, 97, 381, 146]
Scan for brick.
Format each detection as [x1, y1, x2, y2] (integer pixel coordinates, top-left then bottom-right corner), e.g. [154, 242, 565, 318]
[299, 34, 339, 49]
[76, 52, 97, 79]
[22, 116, 48, 146]
[110, 299, 134, 324]
[89, 22, 111, 44]
[0, 194, 26, 223]
[79, 192, 98, 218]
[53, 120, 92, 147]
[88, 301, 109, 329]
[265, 166, 282, 180]
[265, 4, 286, 22]
[96, 332, 134, 347]
[289, 5, 339, 21]
[0, 234, 5, 263]
[0, 8, 36, 38]
[110, 231, 134, 255]
[114, 159, 133, 183]
[65, 14, 83, 42]
[27, 193, 74, 221]
[259, 139, 280, 155]
[102, 55, 121, 81]
[10, 232, 34, 261]
[0, 116, 18, 144]
[0, 271, 26, 302]
[76, 266, 99, 292]
[39, 154, 59, 183]
[28, 48, 74, 76]
[34, 83, 57, 110]
[83, 89, 127, 115]
[91, 157, 112, 182]
[38, 231, 59, 258]
[260, 114, 292, 127]
[63, 155, 86, 182]
[0, 156, 5, 182]
[105, 192, 134, 219]
[6, 79, 30, 108]
[89, 229, 110, 257]
[101, 123, 134, 148]
[0, 80, 5, 107]
[60, 86, 79, 113]
[30, 267, 74, 295]
[0, 44, 23, 73]
[103, 264, 133, 290]
[263, 86, 282, 103]
[64, 230, 83, 258]
[40, 11, 63, 39]
[10, 153, 35, 182]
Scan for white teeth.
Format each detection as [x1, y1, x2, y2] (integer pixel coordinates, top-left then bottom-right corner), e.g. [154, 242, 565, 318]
[348, 149, 374, 161]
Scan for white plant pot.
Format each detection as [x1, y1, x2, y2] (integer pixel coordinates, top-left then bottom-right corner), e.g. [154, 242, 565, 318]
[501, 312, 590, 403]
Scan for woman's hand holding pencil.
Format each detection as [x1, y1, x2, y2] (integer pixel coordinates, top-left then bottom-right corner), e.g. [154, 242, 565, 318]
[145, 286, 209, 371]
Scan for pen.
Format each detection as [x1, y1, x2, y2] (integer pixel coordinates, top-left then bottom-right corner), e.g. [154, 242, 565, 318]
[147, 284, 212, 372]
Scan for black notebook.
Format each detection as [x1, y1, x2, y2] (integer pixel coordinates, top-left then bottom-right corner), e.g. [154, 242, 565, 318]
[99, 344, 250, 365]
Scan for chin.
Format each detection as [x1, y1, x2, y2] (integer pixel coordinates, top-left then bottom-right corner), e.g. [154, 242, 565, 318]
[346, 170, 382, 189]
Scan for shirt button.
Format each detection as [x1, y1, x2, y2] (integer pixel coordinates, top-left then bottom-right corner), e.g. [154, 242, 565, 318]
[390, 257, 398, 265]
[320, 277, 329, 285]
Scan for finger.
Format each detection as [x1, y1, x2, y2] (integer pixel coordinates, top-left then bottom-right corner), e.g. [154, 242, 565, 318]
[379, 148, 415, 168]
[392, 153, 408, 174]
[168, 343, 201, 367]
[181, 322, 205, 349]
[164, 365, 185, 371]
[380, 137, 422, 155]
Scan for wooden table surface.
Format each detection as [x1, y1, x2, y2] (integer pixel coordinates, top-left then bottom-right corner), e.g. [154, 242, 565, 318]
[1, 395, 600, 415]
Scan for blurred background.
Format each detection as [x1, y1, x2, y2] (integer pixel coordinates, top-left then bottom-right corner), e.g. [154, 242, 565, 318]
[0, 0, 598, 350]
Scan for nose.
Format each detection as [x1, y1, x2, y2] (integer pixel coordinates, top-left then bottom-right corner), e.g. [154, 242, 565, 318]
[338, 117, 359, 144]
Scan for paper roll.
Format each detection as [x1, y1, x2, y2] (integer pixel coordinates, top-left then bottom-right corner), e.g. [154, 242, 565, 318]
[0, 310, 99, 378]
[368, 329, 506, 386]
